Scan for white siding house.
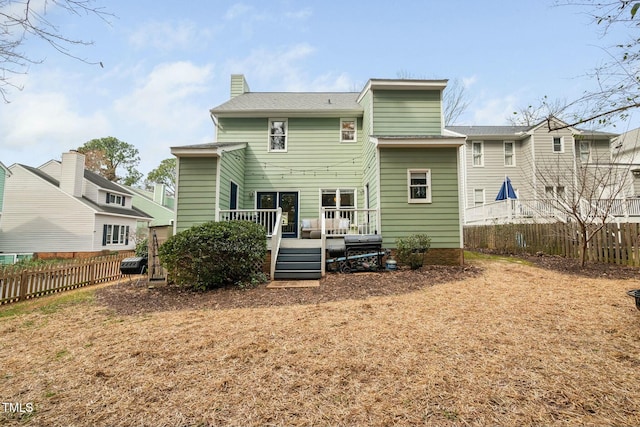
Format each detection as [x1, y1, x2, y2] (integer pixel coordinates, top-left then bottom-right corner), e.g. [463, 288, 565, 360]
[0, 151, 151, 254]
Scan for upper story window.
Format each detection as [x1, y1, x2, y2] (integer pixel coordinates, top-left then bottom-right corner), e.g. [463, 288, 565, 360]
[504, 141, 515, 166]
[340, 119, 356, 142]
[407, 169, 431, 203]
[106, 192, 125, 206]
[269, 119, 288, 152]
[472, 141, 484, 167]
[579, 141, 591, 163]
[553, 136, 564, 153]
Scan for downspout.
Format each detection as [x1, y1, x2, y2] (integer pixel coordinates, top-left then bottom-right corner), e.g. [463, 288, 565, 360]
[173, 157, 180, 235]
[215, 154, 222, 221]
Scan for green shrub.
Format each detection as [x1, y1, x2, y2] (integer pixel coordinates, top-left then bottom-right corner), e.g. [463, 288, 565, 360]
[158, 221, 268, 290]
[395, 233, 431, 270]
[135, 237, 149, 258]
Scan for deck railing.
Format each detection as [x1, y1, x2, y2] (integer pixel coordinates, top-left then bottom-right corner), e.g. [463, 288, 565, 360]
[270, 208, 283, 280]
[320, 208, 380, 236]
[466, 197, 640, 224]
[218, 209, 280, 237]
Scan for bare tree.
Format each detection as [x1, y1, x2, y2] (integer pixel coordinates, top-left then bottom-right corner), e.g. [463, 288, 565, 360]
[396, 70, 470, 125]
[0, 0, 110, 101]
[442, 78, 470, 126]
[526, 130, 632, 266]
[538, 1, 640, 130]
[508, 97, 568, 126]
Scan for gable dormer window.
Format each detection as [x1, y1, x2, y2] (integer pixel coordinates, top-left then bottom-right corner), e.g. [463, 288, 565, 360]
[106, 192, 125, 206]
[269, 119, 287, 152]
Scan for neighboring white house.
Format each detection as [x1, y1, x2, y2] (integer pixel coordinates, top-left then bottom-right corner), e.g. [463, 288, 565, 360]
[0, 151, 151, 254]
[611, 127, 640, 198]
[448, 118, 625, 224]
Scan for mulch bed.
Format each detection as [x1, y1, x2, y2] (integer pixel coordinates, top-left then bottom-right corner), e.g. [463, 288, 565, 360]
[96, 251, 640, 316]
[96, 265, 482, 316]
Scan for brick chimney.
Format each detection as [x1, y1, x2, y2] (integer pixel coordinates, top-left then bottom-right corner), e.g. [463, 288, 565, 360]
[60, 150, 85, 197]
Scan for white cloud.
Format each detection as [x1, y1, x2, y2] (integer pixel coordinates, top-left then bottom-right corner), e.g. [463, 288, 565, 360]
[285, 8, 313, 20]
[470, 94, 519, 125]
[225, 3, 253, 20]
[0, 87, 109, 164]
[225, 44, 317, 88]
[114, 61, 214, 130]
[129, 20, 212, 52]
[462, 75, 478, 88]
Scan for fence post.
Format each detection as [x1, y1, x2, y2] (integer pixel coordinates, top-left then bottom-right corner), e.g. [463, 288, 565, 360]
[19, 269, 29, 301]
[89, 261, 96, 286]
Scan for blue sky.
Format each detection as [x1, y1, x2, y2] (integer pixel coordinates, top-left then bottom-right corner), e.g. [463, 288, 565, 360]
[1, 0, 637, 176]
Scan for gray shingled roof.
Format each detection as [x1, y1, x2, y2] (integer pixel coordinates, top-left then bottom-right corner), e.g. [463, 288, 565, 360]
[447, 125, 617, 137]
[20, 164, 151, 219]
[211, 92, 363, 114]
[84, 169, 132, 194]
[446, 125, 530, 136]
[171, 142, 245, 150]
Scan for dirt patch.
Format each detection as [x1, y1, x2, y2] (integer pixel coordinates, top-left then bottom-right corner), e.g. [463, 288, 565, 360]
[96, 265, 482, 316]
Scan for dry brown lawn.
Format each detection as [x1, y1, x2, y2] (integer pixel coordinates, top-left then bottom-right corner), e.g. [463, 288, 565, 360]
[1, 257, 640, 426]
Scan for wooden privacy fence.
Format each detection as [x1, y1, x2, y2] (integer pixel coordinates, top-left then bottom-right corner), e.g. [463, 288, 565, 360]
[464, 222, 640, 266]
[0, 252, 134, 305]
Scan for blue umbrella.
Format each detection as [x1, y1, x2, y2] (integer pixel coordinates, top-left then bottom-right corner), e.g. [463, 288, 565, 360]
[496, 176, 517, 201]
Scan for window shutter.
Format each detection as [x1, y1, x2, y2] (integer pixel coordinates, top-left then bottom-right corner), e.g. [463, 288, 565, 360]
[125, 226, 130, 245]
[121, 197, 125, 207]
[102, 224, 108, 246]
[106, 193, 110, 204]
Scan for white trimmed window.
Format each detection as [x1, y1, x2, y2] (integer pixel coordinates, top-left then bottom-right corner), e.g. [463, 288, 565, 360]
[553, 136, 564, 153]
[504, 141, 515, 166]
[268, 119, 288, 152]
[545, 186, 565, 200]
[474, 189, 485, 206]
[407, 169, 431, 203]
[102, 224, 129, 246]
[472, 141, 484, 166]
[340, 119, 356, 142]
[579, 141, 591, 163]
[106, 192, 125, 206]
[321, 189, 355, 209]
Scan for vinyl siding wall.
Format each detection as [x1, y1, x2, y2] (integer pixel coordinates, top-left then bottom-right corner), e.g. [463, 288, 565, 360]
[532, 126, 577, 198]
[0, 166, 96, 252]
[217, 117, 364, 220]
[464, 140, 527, 207]
[372, 90, 442, 136]
[92, 214, 138, 251]
[359, 91, 378, 209]
[379, 147, 460, 248]
[0, 167, 6, 212]
[175, 157, 217, 232]
[218, 148, 246, 210]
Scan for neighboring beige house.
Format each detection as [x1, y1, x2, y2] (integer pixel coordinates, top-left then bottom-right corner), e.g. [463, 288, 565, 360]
[0, 151, 151, 254]
[448, 118, 618, 224]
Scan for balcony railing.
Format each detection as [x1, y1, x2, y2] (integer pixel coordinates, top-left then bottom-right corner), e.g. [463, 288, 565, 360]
[466, 197, 640, 224]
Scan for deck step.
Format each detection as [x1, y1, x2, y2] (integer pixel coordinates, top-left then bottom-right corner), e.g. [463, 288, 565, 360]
[274, 270, 322, 280]
[276, 261, 322, 271]
[274, 247, 322, 280]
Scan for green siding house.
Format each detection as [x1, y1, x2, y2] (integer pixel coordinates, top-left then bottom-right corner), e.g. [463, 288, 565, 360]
[171, 75, 466, 274]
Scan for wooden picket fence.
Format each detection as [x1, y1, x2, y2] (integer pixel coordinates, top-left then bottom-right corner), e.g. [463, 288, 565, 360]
[464, 222, 640, 266]
[0, 252, 135, 305]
